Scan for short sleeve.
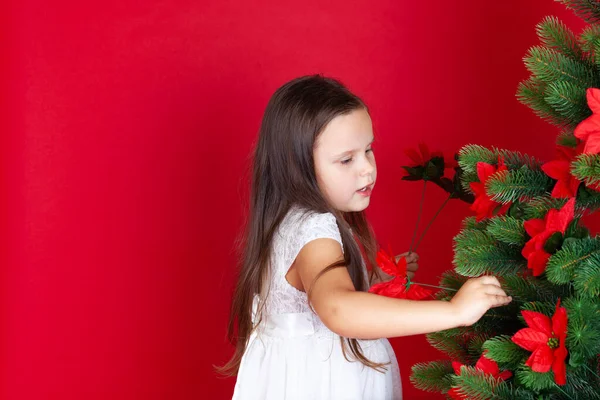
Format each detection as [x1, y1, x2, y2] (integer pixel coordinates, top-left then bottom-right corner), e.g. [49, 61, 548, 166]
[285, 210, 344, 270]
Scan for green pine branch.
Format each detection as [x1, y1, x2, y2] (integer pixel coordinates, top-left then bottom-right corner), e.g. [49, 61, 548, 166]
[426, 330, 472, 364]
[524, 46, 595, 88]
[462, 216, 491, 231]
[518, 78, 572, 126]
[514, 366, 555, 391]
[564, 296, 600, 360]
[436, 270, 470, 301]
[452, 366, 513, 400]
[410, 360, 454, 393]
[458, 146, 546, 196]
[546, 236, 600, 284]
[578, 184, 600, 211]
[482, 335, 528, 371]
[486, 216, 527, 246]
[518, 9, 600, 129]
[459, 145, 544, 176]
[536, 16, 583, 60]
[557, 0, 600, 25]
[558, 370, 600, 399]
[455, 228, 497, 250]
[545, 80, 591, 123]
[453, 249, 526, 277]
[556, 127, 578, 147]
[572, 153, 600, 186]
[580, 24, 600, 65]
[498, 149, 544, 171]
[453, 227, 527, 277]
[486, 167, 552, 203]
[523, 195, 569, 219]
[573, 252, 600, 297]
[467, 334, 491, 363]
[520, 300, 558, 316]
[500, 275, 559, 303]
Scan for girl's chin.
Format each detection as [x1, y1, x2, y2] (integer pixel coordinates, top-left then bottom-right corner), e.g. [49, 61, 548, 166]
[343, 197, 371, 212]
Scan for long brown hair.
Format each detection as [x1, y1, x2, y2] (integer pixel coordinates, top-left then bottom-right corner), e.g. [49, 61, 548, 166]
[218, 74, 387, 376]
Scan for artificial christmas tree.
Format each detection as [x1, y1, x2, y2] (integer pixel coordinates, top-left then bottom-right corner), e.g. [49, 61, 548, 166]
[409, 1, 600, 398]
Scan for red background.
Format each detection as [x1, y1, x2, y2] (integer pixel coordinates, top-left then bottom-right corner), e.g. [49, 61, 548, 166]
[3, 1, 595, 399]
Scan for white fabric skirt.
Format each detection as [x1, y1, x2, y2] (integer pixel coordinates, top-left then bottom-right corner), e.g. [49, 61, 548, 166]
[232, 312, 402, 399]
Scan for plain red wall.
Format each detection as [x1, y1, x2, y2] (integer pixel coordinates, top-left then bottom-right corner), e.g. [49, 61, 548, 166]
[3, 1, 594, 399]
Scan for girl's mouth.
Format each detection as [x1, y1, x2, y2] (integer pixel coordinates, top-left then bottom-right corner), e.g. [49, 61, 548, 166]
[356, 185, 373, 197]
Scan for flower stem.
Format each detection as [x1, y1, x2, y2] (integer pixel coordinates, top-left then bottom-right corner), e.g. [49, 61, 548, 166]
[412, 282, 456, 291]
[412, 281, 527, 303]
[583, 363, 600, 383]
[414, 193, 452, 251]
[553, 383, 572, 398]
[409, 181, 427, 253]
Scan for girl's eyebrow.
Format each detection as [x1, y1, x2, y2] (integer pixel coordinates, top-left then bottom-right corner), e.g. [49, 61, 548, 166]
[333, 136, 375, 158]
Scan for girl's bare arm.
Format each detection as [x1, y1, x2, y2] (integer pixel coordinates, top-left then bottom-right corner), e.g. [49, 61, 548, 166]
[295, 238, 511, 340]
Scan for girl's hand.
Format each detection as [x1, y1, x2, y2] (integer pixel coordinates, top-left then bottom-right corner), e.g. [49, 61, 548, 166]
[395, 252, 419, 280]
[450, 275, 512, 326]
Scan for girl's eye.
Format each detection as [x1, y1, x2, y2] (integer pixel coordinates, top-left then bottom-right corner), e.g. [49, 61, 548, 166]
[341, 158, 353, 165]
[366, 148, 373, 154]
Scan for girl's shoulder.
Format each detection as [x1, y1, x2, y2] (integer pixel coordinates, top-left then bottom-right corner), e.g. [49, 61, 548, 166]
[283, 204, 337, 229]
[281, 204, 343, 252]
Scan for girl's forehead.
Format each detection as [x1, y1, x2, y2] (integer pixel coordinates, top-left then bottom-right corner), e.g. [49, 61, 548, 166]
[316, 109, 373, 150]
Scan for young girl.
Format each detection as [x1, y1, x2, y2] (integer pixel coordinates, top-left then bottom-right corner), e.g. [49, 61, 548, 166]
[220, 75, 512, 399]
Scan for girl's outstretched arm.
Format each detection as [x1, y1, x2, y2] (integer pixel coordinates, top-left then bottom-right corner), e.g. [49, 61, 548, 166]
[294, 238, 512, 340]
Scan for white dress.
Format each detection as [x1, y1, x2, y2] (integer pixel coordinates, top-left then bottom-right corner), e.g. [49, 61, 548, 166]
[232, 205, 402, 399]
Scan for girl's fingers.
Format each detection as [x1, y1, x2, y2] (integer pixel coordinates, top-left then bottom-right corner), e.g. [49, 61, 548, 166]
[489, 295, 512, 307]
[478, 275, 501, 287]
[399, 252, 419, 263]
[483, 285, 508, 297]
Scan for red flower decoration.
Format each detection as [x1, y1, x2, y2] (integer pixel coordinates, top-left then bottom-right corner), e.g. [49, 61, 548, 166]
[574, 88, 600, 155]
[404, 143, 435, 166]
[405, 143, 458, 168]
[590, 181, 600, 192]
[401, 143, 457, 180]
[542, 145, 582, 198]
[469, 157, 511, 221]
[448, 353, 512, 399]
[511, 299, 568, 385]
[542, 142, 600, 194]
[521, 198, 575, 276]
[368, 248, 434, 300]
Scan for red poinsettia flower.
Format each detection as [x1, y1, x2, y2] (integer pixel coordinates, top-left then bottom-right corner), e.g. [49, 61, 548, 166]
[469, 157, 511, 221]
[542, 142, 600, 194]
[589, 181, 600, 192]
[574, 88, 600, 155]
[368, 248, 434, 300]
[448, 353, 512, 399]
[521, 197, 575, 276]
[404, 143, 457, 168]
[404, 143, 434, 166]
[401, 143, 458, 180]
[512, 299, 568, 385]
[542, 145, 582, 198]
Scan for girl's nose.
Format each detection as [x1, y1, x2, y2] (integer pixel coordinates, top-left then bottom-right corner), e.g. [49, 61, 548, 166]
[361, 160, 375, 176]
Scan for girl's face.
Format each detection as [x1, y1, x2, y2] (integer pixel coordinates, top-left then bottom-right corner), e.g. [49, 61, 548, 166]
[313, 108, 377, 212]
